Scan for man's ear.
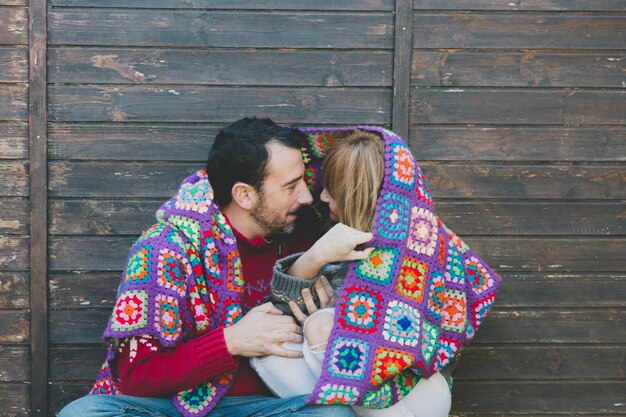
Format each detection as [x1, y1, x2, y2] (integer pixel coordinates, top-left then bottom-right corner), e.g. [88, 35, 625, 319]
[231, 182, 257, 210]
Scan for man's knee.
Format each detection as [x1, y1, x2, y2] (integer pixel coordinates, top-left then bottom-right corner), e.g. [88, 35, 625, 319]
[325, 405, 357, 417]
[57, 395, 96, 417]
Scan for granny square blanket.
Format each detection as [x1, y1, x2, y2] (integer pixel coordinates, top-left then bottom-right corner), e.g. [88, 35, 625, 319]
[90, 126, 501, 415]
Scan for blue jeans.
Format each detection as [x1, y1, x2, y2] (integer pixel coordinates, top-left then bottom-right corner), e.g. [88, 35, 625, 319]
[57, 394, 356, 417]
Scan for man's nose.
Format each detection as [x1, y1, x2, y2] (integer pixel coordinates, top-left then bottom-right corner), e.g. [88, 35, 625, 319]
[297, 183, 314, 205]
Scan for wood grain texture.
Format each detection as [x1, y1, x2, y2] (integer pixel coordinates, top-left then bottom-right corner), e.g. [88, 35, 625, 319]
[410, 127, 626, 162]
[391, 0, 413, 139]
[0, 236, 28, 271]
[0, 346, 29, 381]
[0, 272, 28, 308]
[0, 199, 28, 234]
[49, 10, 394, 48]
[0, 124, 28, 159]
[0, 163, 28, 197]
[0, 383, 29, 416]
[0, 47, 27, 82]
[411, 52, 626, 88]
[0, 85, 28, 121]
[48, 235, 625, 272]
[412, 14, 626, 50]
[49, 0, 394, 10]
[0, 310, 29, 343]
[48, 48, 393, 86]
[411, 89, 626, 125]
[48, 86, 391, 124]
[0, 8, 28, 45]
[413, 0, 626, 11]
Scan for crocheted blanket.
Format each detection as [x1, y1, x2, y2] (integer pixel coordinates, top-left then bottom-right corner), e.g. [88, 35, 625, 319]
[89, 126, 500, 415]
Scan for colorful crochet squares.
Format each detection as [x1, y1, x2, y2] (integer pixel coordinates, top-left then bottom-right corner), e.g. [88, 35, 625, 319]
[362, 381, 393, 408]
[222, 297, 243, 326]
[154, 294, 182, 342]
[328, 337, 370, 381]
[415, 166, 433, 205]
[203, 238, 221, 281]
[395, 369, 420, 398]
[175, 180, 212, 214]
[355, 247, 399, 286]
[389, 143, 415, 189]
[444, 246, 465, 285]
[436, 337, 460, 370]
[472, 292, 496, 330]
[371, 347, 415, 386]
[442, 290, 466, 333]
[308, 133, 337, 158]
[317, 384, 359, 405]
[168, 215, 201, 250]
[176, 382, 217, 414]
[338, 286, 382, 334]
[157, 248, 187, 297]
[377, 192, 410, 242]
[421, 321, 439, 363]
[112, 289, 148, 332]
[382, 300, 421, 347]
[465, 256, 497, 295]
[426, 271, 445, 321]
[124, 245, 152, 286]
[396, 257, 428, 304]
[407, 207, 438, 257]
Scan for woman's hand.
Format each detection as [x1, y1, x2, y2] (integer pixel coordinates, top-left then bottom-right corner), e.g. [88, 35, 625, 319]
[289, 276, 337, 324]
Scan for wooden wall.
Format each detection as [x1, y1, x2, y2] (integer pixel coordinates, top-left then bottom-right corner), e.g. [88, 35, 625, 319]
[0, 0, 624, 415]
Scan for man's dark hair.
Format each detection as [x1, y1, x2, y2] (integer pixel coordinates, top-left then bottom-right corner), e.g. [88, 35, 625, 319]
[206, 117, 306, 207]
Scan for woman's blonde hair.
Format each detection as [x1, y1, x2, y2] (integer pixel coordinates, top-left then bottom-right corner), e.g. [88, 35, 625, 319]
[322, 130, 385, 232]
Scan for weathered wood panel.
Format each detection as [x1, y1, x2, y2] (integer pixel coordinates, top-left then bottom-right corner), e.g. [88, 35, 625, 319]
[0, 272, 28, 308]
[0, 163, 28, 197]
[0, 9, 28, 45]
[0, 85, 28, 121]
[0, 199, 28, 234]
[0, 124, 28, 159]
[0, 310, 29, 343]
[412, 14, 626, 50]
[0, 0, 27, 5]
[0, 237, 28, 271]
[48, 49, 393, 86]
[0, 48, 27, 82]
[0, 383, 29, 416]
[48, 271, 626, 309]
[48, 162, 625, 199]
[48, 235, 626, 272]
[413, 0, 626, 11]
[49, 11, 394, 48]
[411, 89, 625, 125]
[450, 381, 626, 414]
[411, 52, 626, 88]
[422, 164, 625, 200]
[48, 309, 626, 344]
[410, 127, 626, 162]
[0, 346, 29, 381]
[49, 0, 394, 10]
[48, 86, 391, 124]
[49, 346, 105, 381]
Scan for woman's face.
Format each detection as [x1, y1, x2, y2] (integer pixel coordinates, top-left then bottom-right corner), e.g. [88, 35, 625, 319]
[320, 188, 339, 222]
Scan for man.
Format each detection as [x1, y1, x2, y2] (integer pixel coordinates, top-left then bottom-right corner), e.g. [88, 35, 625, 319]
[58, 118, 356, 417]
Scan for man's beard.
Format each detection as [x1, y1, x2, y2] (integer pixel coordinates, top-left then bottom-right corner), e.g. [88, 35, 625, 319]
[251, 195, 298, 237]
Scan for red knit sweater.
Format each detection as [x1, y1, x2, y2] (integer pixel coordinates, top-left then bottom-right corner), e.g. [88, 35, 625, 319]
[114, 218, 317, 397]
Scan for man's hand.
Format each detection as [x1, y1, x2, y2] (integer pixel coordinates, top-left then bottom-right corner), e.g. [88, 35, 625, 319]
[289, 276, 337, 324]
[223, 302, 303, 358]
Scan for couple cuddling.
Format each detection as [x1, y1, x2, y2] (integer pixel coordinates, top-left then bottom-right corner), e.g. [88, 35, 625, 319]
[59, 118, 500, 417]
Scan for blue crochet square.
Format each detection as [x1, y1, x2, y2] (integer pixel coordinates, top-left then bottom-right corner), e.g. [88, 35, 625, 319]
[376, 192, 410, 242]
[328, 337, 370, 381]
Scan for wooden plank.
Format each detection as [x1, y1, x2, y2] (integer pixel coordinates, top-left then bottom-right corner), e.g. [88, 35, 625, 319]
[0, 85, 28, 121]
[49, 0, 394, 10]
[0, 9, 28, 45]
[451, 381, 626, 414]
[48, 11, 393, 48]
[412, 14, 626, 50]
[48, 271, 626, 310]
[0, 124, 28, 159]
[49, 200, 160, 235]
[0, 310, 29, 343]
[49, 162, 625, 199]
[48, 123, 218, 161]
[0, 163, 28, 197]
[0, 0, 27, 5]
[48, 86, 391, 124]
[457, 345, 626, 380]
[49, 236, 135, 271]
[48, 308, 626, 344]
[49, 162, 203, 198]
[47, 384, 100, 416]
[49, 346, 106, 381]
[435, 201, 626, 236]
[48, 48, 393, 86]
[0, 272, 29, 308]
[0, 383, 29, 416]
[414, 0, 626, 11]
[0, 346, 29, 381]
[0, 199, 28, 234]
[0, 236, 29, 271]
[411, 52, 626, 88]
[391, 0, 412, 139]
[411, 89, 626, 125]
[0, 47, 27, 82]
[410, 127, 626, 162]
[422, 164, 625, 200]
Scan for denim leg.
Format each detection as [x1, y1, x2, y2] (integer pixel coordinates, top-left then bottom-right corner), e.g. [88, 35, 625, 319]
[57, 394, 181, 417]
[208, 395, 356, 417]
